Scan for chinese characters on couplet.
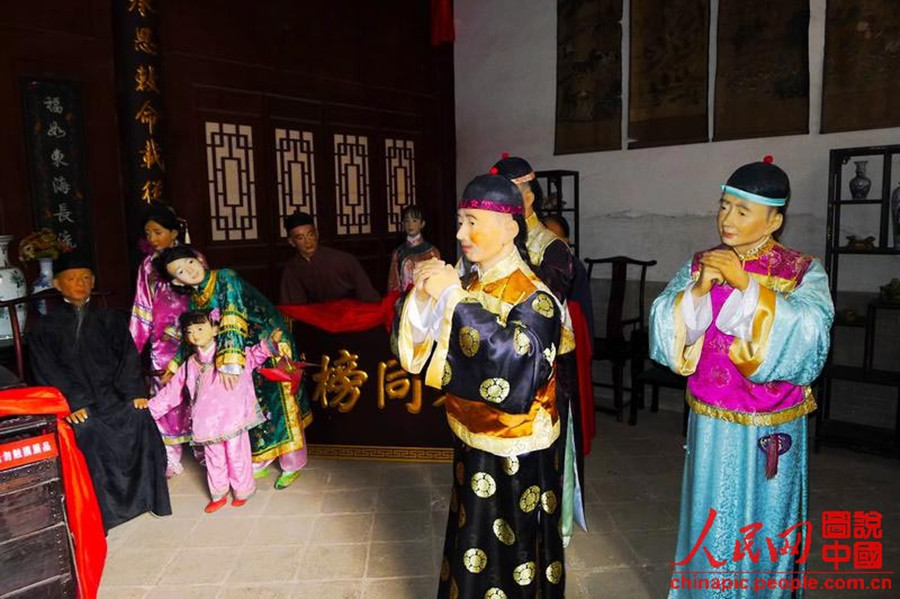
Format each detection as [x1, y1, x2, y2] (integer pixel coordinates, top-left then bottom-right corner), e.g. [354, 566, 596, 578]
[39, 93, 79, 250]
[310, 350, 446, 415]
[672, 508, 884, 572]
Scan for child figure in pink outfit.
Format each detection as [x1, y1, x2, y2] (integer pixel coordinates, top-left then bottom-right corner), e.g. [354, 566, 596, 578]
[150, 310, 282, 513]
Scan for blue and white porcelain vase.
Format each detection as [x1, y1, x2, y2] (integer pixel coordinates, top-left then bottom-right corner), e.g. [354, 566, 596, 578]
[31, 257, 54, 315]
[849, 160, 872, 199]
[0, 235, 27, 339]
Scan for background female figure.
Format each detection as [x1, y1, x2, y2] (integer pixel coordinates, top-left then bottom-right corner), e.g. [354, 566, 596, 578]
[387, 204, 440, 293]
[129, 202, 202, 478]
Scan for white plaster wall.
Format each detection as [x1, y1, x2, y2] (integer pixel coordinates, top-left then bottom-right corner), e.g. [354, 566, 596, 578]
[454, 0, 900, 290]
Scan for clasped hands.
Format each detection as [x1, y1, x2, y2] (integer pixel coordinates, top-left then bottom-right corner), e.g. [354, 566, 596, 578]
[413, 258, 461, 303]
[692, 249, 750, 298]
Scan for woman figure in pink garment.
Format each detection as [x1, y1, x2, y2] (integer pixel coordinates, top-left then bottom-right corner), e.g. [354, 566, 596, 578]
[128, 202, 204, 477]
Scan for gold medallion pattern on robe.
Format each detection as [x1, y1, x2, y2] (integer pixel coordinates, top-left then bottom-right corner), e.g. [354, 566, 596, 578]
[546, 561, 563, 584]
[463, 548, 488, 573]
[471, 472, 497, 498]
[458, 503, 467, 528]
[449, 577, 459, 599]
[440, 557, 450, 581]
[455, 461, 465, 485]
[532, 293, 555, 318]
[442, 362, 453, 386]
[513, 561, 537, 586]
[503, 455, 520, 475]
[479, 378, 510, 403]
[513, 326, 531, 355]
[520, 485, 540, 512]
[541, 490, 558, 514]
[485, 589, 507, 599]
[459, 326, 481, 358]
[492, 518, 516, 545]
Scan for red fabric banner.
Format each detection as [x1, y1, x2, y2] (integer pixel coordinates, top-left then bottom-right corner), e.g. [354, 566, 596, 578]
[279, 292, 401, 334]
[0, 386, 107, 599]
[431, 0, 455, 45]
[568, 302, 596, 455]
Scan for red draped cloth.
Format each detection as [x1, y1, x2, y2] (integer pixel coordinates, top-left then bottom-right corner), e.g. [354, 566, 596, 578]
[279, 292, 401, 334]
[431, 0, 454, 45]
[568, 302, 596, 455]
[0, 386, 107, 599]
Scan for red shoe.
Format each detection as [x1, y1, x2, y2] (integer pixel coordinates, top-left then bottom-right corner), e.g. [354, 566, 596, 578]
[231, 497, 249, 508]
[204, 497, 228, 513]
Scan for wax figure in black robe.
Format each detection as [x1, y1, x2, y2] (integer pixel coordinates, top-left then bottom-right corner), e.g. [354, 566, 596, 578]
[395, 174, 566, 598]
[29, 252, 171, 532]
[493, 156, 585, 542]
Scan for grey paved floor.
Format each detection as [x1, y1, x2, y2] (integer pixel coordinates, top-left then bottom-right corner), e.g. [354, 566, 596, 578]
[99, 410, 899, 598]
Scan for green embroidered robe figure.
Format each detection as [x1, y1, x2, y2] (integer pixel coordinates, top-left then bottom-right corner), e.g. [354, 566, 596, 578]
[156, 247, 311, 487]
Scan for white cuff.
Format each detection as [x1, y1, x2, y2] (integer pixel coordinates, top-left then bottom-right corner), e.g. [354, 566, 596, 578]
[716, 278, 760, 341]
[681, 283, 713, 345]
[406, 285, 462, 344]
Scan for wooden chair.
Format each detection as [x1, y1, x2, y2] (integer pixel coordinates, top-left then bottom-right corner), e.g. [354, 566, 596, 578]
[630, 335, 689, 435]
[584, 256, 656, 424]
[0, 289, 111, 380]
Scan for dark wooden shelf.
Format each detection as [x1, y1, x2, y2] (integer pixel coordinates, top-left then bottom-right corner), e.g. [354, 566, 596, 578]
[835, 248, 900, 255]
[833, 319, 866, 329]
[826, 364, 900, 386]
[835, 199, 885, 205]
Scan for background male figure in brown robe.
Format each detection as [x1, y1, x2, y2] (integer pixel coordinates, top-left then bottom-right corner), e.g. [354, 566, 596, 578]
[279, 211, 380, 305]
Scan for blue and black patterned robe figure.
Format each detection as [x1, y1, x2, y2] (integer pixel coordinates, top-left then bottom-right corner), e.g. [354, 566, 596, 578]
[395, 247, 567, 599]
[524, 213, 584, 542]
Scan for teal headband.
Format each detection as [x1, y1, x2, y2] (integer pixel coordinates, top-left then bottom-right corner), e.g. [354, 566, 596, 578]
[720, 185, 786, 207]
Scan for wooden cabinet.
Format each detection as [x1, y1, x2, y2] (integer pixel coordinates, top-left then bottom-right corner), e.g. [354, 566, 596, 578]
[0, 416, 75, 599]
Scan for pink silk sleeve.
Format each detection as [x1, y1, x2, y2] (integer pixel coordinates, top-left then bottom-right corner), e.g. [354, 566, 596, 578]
[148, 364, 188, 420]
[245, 339, 277, 371]
[129, 259, 155, 353]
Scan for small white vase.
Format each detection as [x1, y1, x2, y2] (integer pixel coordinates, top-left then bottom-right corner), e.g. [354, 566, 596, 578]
[31, 257, 54, 315]
[0, 235, 27, 339]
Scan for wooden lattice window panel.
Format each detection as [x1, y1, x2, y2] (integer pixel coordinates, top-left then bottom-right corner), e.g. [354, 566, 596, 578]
[204, 122, 258, 241]
[274, 128, 317, 236]
[333, 133, 371, 236]
[385, 138, 416, 233]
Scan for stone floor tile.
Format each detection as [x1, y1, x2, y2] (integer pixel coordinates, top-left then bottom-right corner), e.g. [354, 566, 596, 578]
[102, 548, 174, 586]
[320, 487, 379, 514]
[266, 489, 325, 516]
[366, 540, 434, 578]
[309, 513, 374, 544]
[184, 517, 255, 547]
[363, 576, 435, 599]
[219, 583, 294, 599]
[294, 543, 369, 580]
[376, 485, 432, 512]
[98, 587, 148, 599]
[157, 547, 239, 585]
[143, 585, 221, 599]
[372, 510, 432, 542]
[228, 545, 304, 583]
[567, 531, 639, 569]
[625, 529, 679, 565]
[292, 580, 363, 599]
[575, 567, 657, 599]
[247, 515, 316, 546]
